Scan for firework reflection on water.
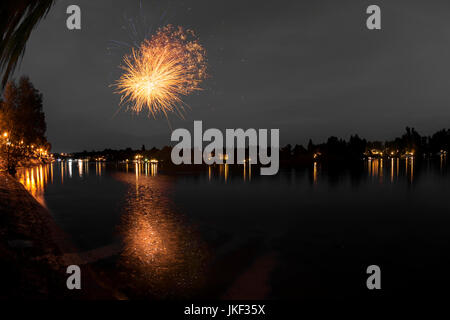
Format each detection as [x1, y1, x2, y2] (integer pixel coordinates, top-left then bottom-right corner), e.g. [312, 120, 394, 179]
[115, 172, 207, 298]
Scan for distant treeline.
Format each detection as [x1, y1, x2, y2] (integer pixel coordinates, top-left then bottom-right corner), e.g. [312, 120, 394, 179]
[56, 127, 450, 164]
[280, 127, 449, 163]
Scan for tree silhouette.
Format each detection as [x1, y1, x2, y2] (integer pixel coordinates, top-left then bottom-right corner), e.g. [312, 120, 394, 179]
[0, 76, 49, 173]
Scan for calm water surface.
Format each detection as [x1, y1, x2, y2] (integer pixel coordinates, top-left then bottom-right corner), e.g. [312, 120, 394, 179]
[16, 157, 450, 299]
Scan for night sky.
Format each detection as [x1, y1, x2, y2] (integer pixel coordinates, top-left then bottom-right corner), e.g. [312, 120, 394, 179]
[13, 0, 450, 153]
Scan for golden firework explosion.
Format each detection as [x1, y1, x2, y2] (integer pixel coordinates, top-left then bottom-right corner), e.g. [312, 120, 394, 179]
[114, 25, 207, 117]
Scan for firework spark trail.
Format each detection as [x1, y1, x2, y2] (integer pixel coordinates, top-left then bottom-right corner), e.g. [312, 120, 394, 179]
[114, 25, 207, 118]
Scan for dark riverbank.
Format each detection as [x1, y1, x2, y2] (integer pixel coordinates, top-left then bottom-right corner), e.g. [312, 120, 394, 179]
[0, 172, 115, 299]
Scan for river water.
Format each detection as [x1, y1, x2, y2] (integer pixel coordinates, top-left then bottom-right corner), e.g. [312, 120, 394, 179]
[16, 157, 450, 299]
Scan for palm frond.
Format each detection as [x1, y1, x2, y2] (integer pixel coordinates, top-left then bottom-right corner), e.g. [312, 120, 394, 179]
[0, 0, 55, 88]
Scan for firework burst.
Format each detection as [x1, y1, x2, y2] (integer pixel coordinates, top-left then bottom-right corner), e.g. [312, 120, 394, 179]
[114, 25, 207, 118]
